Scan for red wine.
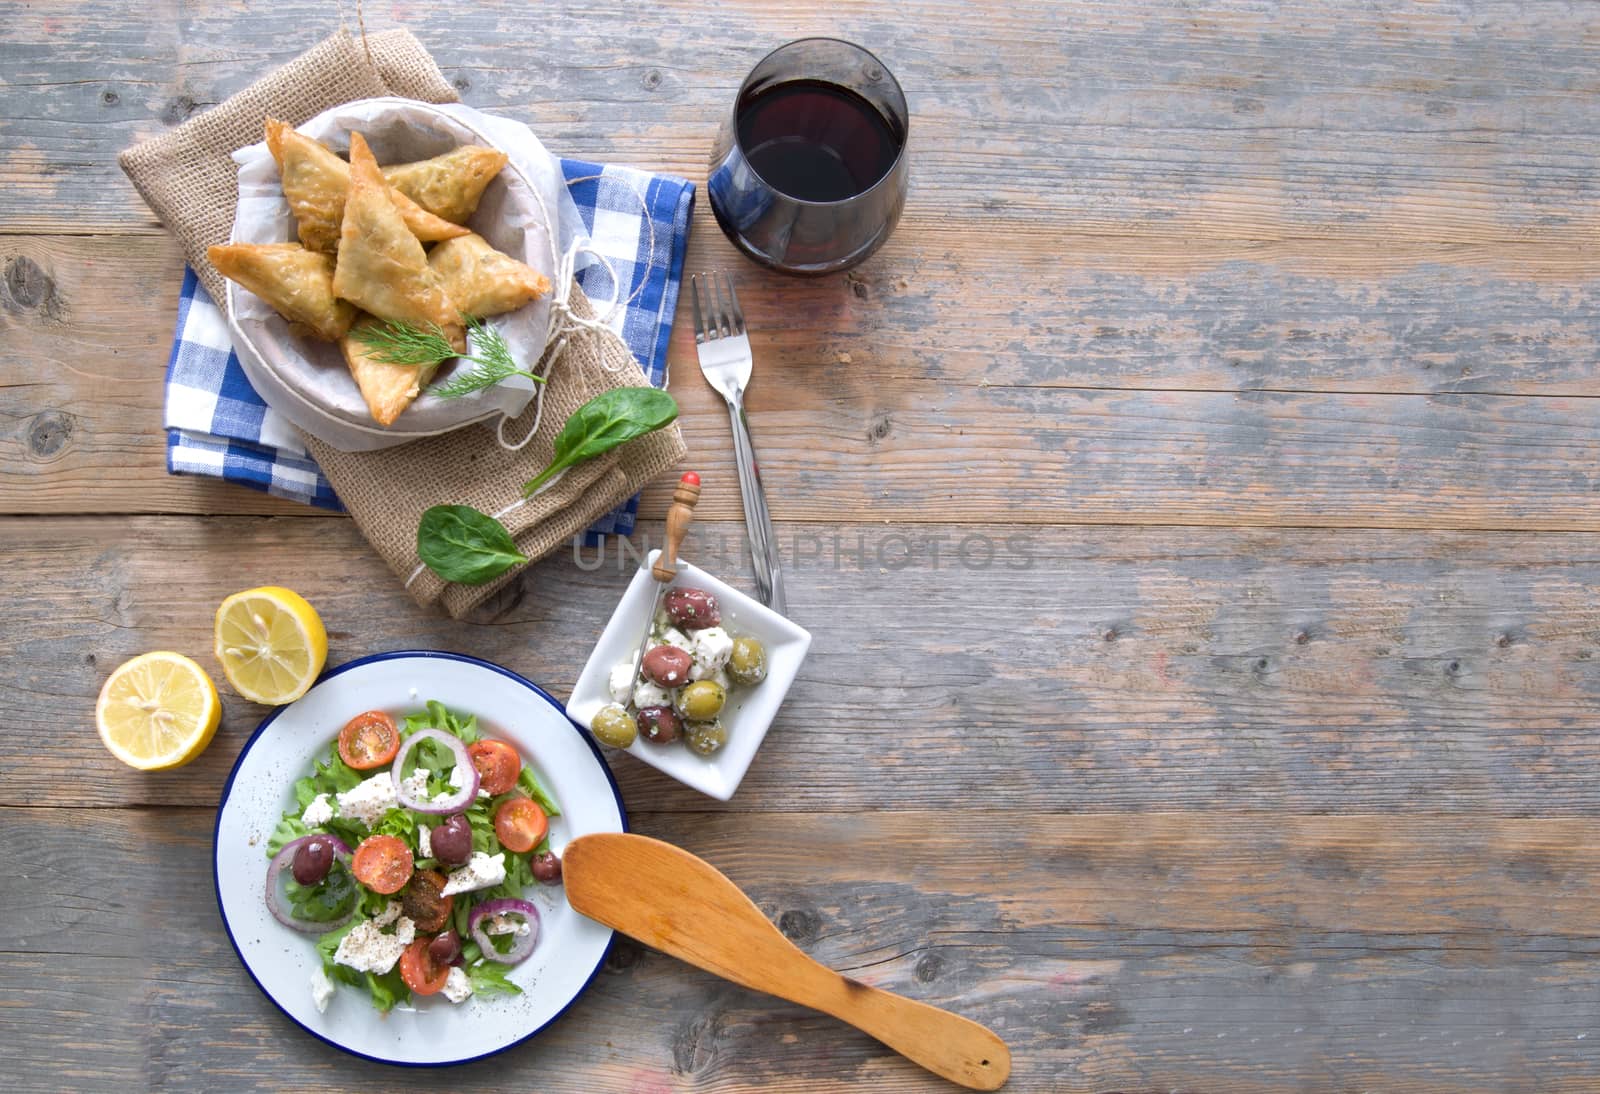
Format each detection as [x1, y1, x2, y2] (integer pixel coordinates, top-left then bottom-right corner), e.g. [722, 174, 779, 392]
[736, 79, 903, 203]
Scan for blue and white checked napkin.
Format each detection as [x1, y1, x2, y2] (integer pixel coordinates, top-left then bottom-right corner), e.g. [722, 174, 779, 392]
[165, 158, 694, 537]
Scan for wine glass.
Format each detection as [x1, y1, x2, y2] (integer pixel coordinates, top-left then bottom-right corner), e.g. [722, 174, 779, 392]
[707, 38, 909, 276]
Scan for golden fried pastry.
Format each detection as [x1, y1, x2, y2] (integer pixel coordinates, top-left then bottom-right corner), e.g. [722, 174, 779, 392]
[332, 132, 465, 351]
[338, 314, 442, 427]
[265, 119, 468, 252]
[427, 232, 552, 318]
[206, 241, 355, 341]
[382, 145, 509, 224]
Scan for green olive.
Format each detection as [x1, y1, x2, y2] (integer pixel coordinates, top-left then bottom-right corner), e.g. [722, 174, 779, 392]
[590, 703, 638, 748]
[684, 719, 728, 757]
[677, 680, 726, 721]
[727, 635, 768, 686]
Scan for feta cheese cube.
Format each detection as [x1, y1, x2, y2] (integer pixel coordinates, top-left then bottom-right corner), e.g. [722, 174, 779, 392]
[655, 627, 691, 652]
[632, 680, 674, 710]
[440, 851, 507, 897]
[687, 626, 734, 679]
[310, 967, 335, 1014]
[418, 824, 432, 859]
[608, 660, 639, 706]
[332, 905, 416, 975]
[442, 966, 473, 1004]
[301, 793, 335, 827]
[336, 772, 397, 828]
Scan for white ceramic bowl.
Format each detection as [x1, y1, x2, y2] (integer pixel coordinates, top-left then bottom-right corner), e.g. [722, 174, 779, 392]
[567, 551, 811, 800]
[215, 651, 626, 1066]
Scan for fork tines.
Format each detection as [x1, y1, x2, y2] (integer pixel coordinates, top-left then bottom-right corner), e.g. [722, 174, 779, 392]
[690, 271, 746, 342]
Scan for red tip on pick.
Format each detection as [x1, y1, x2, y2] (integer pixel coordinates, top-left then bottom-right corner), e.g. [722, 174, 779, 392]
[680, 471, 700, 486]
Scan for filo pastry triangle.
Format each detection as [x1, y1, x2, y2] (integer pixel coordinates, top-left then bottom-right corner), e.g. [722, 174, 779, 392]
[383, 145, 509, 224]
[206, 241, 355, 341]
[428, 232, 552, 317]
[334, 132, 467, 427]
[265, 119, 469, 253]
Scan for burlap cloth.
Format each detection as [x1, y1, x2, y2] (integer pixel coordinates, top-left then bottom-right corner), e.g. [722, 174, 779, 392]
[119, 29, 687, 618]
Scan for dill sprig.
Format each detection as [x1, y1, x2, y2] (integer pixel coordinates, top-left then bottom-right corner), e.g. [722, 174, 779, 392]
[349, 316, 546, 399]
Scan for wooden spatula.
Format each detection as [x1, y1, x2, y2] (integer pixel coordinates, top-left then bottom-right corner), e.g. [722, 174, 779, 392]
[563, 832, 1011, 1090]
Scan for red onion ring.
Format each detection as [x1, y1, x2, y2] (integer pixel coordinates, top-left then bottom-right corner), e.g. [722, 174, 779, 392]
[390, 729, 480, 815]
[265, 834, 353, 933]
[468, 897, 540, 964]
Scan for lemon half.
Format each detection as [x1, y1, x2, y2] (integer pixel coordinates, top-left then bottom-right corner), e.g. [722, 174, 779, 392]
[213, 586, 328, 705]
[96, 651, 222, 770]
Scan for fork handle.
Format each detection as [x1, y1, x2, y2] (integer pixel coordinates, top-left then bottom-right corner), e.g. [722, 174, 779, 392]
[727, 396, 787, 616]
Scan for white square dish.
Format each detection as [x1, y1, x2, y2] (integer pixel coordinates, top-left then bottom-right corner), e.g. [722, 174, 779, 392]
[567, 550, 811, 800]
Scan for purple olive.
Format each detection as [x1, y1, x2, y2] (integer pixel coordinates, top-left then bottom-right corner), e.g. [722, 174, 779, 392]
[532, 851, 563, 884]
[642, 644, 693, 688]
[291, 837, 334, 885]
[429, 929, 462, 967]
[636, 705, 683, 744]
[666, 587, 720, 629]
[430, 814, 473, 867]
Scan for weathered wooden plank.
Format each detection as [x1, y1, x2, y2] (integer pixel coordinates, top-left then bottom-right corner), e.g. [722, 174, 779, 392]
[8, 233, 1600, 526]
[8, 515, 1599, 814]
[5, 1, 1600, 245]
[7, 806, 1600, 1092]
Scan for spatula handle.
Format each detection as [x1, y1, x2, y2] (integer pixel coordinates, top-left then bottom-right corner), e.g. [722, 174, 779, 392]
[778, 963, 1011, 1090]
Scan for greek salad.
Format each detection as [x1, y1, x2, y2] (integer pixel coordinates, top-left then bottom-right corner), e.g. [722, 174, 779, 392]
[264, 700, 563, 1014]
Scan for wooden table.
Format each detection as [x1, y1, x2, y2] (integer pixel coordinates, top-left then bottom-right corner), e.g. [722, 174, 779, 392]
[5, 2, 1599, 1090]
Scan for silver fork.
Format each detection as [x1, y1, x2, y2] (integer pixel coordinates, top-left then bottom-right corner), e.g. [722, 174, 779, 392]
[689, 271, 786, 616]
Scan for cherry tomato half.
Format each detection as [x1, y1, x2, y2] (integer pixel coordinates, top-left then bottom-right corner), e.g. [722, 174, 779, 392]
[467, 739, 521, 796]
[398, 937, 450, 996]
[351, 834, 414, 895]
[400, 868, 454, 934]
[338, 710, 400, 770]
[493, 797, 548, 854]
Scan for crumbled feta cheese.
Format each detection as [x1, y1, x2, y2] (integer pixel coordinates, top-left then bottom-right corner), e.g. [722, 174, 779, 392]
[336, 772, 397, 827]
[633, 680, 674, 710]
[687, 626, 733, 679]
[418, 824, 432, 859]
[442, 966, 473, 1004]
[310, 967, 335, 1014]
[448, 762, 491, 800]
[401, 767, 431, 802]
[608, 660, 639, 705]
[485, 913, 532, 936]
[333, 904, 415, 975]
[440, 851, 507, 896]
[301, 793, 335, 827]
[655, 627, 691, 652]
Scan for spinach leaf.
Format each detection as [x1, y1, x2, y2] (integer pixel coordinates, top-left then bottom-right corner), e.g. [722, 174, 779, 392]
[416, 504, 529, 585]
[521, 387, 678, 495]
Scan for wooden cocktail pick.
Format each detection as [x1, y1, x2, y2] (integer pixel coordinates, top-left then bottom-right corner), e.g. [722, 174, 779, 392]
[563, 832, 1011, 1090]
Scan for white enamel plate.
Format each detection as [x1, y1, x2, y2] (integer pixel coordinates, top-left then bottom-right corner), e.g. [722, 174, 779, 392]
[214, 651, 627, 1066]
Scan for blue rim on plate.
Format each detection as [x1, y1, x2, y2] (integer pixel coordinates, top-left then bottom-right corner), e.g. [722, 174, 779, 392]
[212, 650, 629, 1068]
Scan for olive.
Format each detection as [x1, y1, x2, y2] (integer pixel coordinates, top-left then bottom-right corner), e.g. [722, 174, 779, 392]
[591, 703, 639, 748]
[430, 814, 474, 867]
[291, 837, 335, 885]
[636, 705, 682, 744]
[429, 929, 462, 967]
[641, 644, 693, 688]
[677, 680, 726, 721]
[666, 587, 720, 629]
[532, 850, 563, 883]
[684, 719, 728, 757]
[727, 635, 768, 686]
